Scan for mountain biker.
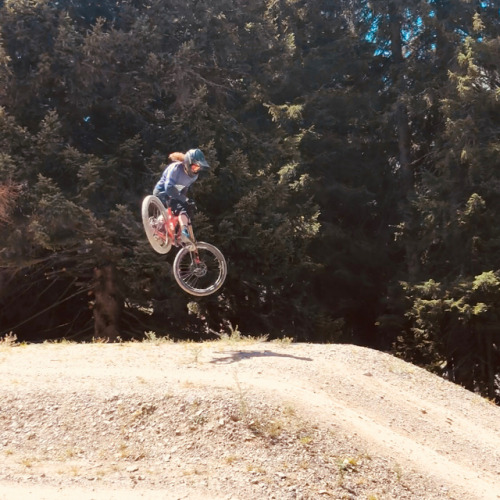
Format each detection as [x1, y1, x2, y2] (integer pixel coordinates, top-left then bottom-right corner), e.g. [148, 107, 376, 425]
[153, 148, 210, 242]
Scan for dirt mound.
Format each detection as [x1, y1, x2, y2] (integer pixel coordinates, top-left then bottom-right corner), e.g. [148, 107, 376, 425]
[0, 340, 499, 499]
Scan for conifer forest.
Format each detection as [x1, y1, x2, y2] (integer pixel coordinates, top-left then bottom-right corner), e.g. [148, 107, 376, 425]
[0, 0, 499, 402]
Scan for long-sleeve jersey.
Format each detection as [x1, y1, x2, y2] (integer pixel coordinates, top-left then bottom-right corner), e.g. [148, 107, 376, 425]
[153, 161, 198, 203]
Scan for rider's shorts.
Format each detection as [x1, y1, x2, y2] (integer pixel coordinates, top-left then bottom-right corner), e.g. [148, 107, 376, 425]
[168, 198, 189, 217]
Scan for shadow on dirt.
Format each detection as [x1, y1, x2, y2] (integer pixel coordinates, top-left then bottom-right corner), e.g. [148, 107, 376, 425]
[209, 350, 313, 364]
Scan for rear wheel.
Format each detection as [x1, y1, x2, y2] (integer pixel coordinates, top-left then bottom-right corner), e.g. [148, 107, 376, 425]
[173, 242, 227, 296]
[141, 195, 172, 254]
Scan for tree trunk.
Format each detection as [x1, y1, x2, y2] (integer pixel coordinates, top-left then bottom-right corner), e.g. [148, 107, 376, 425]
[396, 102, 412, 194]
[389, 2, 412, 192]
[483, 330, 497, 402]
[92, 265, 122, 341]
[389, 3, 403, 65]
[389, 2, 417, 280]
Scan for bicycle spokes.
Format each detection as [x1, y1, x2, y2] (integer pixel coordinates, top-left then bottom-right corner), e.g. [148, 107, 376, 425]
[173, 243, 227, 296]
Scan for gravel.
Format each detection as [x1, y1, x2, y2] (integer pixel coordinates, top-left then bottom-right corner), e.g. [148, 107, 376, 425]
[0, 340, 499, 499]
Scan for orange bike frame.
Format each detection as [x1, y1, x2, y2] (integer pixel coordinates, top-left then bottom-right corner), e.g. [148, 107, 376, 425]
[165, 207, 180, 245]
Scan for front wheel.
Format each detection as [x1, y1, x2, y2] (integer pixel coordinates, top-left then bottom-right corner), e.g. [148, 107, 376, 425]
[141, 195, 172, 254]
[173, 242, 227, 296]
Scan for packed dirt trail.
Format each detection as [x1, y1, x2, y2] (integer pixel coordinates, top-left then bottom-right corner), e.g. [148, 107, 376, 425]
[0, 339, 499, 499]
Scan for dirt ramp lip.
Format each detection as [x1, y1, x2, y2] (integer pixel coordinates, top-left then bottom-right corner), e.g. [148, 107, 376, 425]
[1, 341, 499, 500]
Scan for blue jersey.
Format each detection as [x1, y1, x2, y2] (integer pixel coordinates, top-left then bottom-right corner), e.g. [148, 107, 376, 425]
[153, 161, 198, 203]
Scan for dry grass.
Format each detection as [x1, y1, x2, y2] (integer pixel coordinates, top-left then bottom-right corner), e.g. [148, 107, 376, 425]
[0, 332, 18, 351]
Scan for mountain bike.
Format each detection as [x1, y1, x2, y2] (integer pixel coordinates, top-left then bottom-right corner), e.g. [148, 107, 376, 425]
[141, 195, 227, 297]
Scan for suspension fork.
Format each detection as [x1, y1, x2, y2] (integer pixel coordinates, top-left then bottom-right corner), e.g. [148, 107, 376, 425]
[187, 222, 196, 243]
[186, 225, 202, 263]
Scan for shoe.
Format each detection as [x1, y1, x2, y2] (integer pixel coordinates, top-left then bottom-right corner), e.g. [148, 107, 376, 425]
[181, 227, 192, 243]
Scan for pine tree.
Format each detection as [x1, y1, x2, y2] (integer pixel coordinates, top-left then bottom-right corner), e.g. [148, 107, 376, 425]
[0, 0, 324, 340]
[382, 2, 500, 400]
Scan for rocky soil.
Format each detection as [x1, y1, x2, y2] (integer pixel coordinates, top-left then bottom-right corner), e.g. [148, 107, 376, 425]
[0, 338, 499, 499]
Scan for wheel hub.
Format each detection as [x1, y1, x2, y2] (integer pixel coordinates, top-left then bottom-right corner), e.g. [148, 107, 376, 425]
[191, 262, 208, 278]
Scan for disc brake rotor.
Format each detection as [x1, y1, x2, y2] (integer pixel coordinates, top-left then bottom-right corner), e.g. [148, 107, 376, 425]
[191, 261, 208, 278]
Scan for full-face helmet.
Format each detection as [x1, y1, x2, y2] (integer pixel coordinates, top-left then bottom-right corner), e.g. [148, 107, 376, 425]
[184, 148, 210, 177]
